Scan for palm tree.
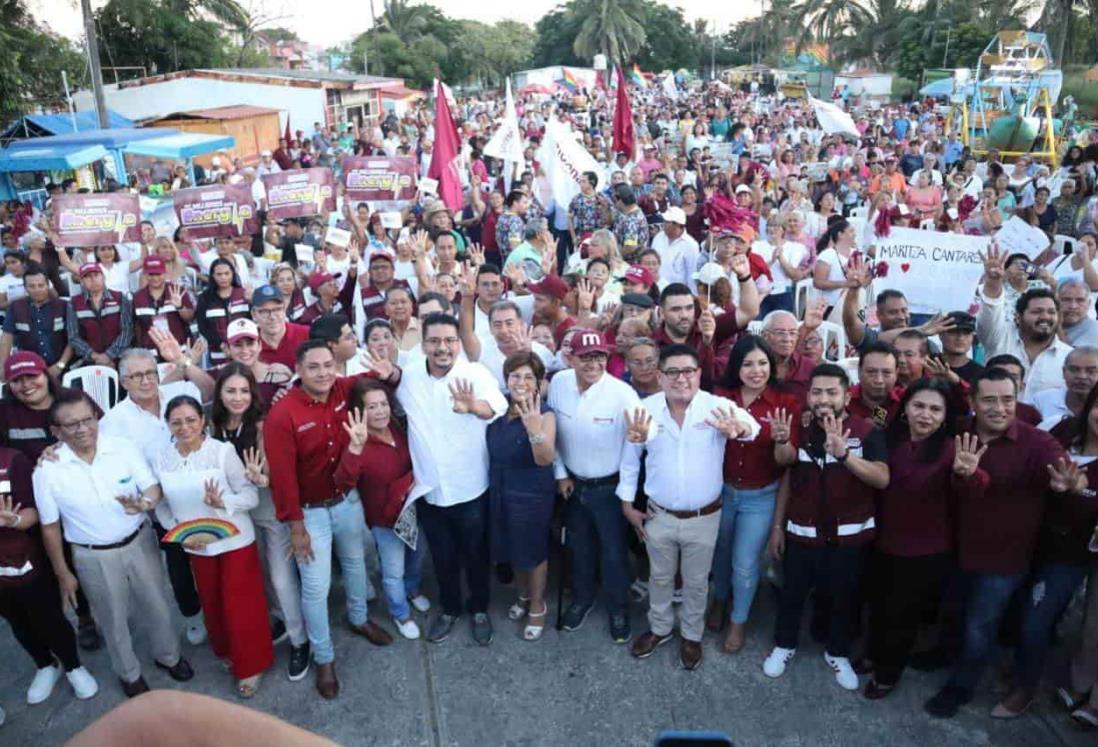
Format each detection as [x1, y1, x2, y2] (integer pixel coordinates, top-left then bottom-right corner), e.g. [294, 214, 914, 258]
[571, 0, 647, 70]
[789, 0, 875, 62]
[165, 0, 249, 29]
[380, 0, 432, 45]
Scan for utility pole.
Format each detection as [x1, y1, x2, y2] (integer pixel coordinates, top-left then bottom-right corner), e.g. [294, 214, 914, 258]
[711, 20, 717, 80]
[81, 0, 108, 128]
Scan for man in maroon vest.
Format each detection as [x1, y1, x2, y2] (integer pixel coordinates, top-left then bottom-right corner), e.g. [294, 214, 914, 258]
[763, 362, 890, 691]
[66, 263, 132, 368]
[0, 262, 73, 379]
[131, 256, 194, 354]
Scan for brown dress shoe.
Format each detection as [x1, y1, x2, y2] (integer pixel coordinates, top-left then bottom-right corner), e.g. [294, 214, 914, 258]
[120, 675, 150, 698]
[350, 620, 394, 646]
[315, 662, 339, 699]
[630, 630, 673, 659]
[680, 640, 703, 670]
[721, 622, 746, 654]
[705, 599, 728, 633]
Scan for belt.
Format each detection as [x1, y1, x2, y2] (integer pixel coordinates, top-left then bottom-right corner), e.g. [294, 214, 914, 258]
[74, 524, 144, 551]
[650, 497, 722, 520]
[305, 493, 346, 510]
[569, 472, 619, 488]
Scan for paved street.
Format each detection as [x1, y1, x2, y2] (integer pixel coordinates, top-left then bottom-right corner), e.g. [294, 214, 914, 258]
[0, 566, 1092, 746]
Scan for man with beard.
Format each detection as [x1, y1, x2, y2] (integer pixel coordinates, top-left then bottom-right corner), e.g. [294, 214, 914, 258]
[977, 245, 1072, 402]
[764, 363, 889, 691]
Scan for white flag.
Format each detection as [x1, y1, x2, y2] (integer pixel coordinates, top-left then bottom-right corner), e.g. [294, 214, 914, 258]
[536, 118, 601, 209]
[484, 79, 525, 163]
[808, 96, 860, 140]
[662, 73, 678, 99]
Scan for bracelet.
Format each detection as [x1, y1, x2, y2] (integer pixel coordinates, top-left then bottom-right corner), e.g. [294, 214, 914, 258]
[736, 274, 752, 283]
[528, 432, 546, 445]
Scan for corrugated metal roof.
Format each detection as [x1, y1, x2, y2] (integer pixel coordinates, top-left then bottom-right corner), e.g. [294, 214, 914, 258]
[157, 105, 281, 121]
[1, 111, 133, 140]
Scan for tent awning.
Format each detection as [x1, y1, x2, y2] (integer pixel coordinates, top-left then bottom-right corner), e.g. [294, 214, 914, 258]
[0, 143, 110, 172]
[6, 127, 169, 152]
[123, 132, 235, 159]
[919, 78, 954, 97]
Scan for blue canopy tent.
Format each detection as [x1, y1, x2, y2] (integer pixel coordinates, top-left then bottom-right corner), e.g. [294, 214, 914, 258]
[0, 143, 111, 203]
[1, 111, 134, 141]
[5, 128, 169, 183]
[919, 78, 954, 97]
[123, 132, 236, 185]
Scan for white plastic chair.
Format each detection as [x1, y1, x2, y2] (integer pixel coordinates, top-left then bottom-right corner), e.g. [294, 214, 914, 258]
[793, 278, 812, 320]
[803, 319, 847, 362]
[62, 365, 120, 413]
[849, 205, 869, 220]
[1054, 234, 1076, 257]
[837, 356, 860, 385]
[919, 218, 936, 231]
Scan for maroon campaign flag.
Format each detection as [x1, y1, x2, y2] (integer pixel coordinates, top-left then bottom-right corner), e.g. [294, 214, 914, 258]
[428, 79, 463, 211]
[51, 193, 141, 247]
[342, 156, 418, 206]
[173, 184, 259, 239]
[261, 168, 336, 220]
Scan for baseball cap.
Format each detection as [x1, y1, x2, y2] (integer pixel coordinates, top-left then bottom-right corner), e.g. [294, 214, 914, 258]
[251, 284, 282, 307]
[624, 265, 654, 287]
[944, 311, 976, 333]
[4, 351, 46, 381]
[570, 328, 611, 356]
[528, 274, 569, 301]
[734, 184, 752, 194]
[694, 262, 727, 286]
[368, 252, 394, 265]
[307, 271, 336, 292]
[143, 256, 166, 275]
[661, 206, 686, 225]
[261, 149, 272, 157]
[78, 262, 103, 278]
[716, 224, 753, 243]
[226, 318, 259, 343]
[621, 292, 655, 309]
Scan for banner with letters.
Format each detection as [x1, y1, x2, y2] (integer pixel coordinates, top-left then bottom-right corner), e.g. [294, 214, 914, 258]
[341, 157, 417, 208]
[51, 193, 141, 246]
[173, 184, 259, 239]
[872, 227, 989, 315]
[536, 118, 601, 210]
[261, 168, 336, 220]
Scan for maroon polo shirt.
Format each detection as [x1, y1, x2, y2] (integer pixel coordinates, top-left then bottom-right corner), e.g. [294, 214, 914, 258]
[0, 449, 40, 581]
[954, 418, 1066, 575]
[775, 351, 816, 403]
[653, 307, 741, 390]
[847, 384, 904, 428]
[333, 425, 414, 529]
[715, 385, 801, 489]
[259, 322, 311, 370]
[0, 391, 102, 461]
[875, 436, 956, 557]
[1041, 426, 1098, 566]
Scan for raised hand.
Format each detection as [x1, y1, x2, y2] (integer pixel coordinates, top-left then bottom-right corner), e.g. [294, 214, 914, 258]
[729, 252, 750, 279]
[846, 253, 871, 288]
[624, 406, 653, 443]
[203, 478, 226, 509]
[149, 326, 184, 363]
[575, 277, 595, 311]
[342, 407, 369, 452]
[187, 336, 208, 367]
[413, 229, 429, 260]
[706, 406, 745, 438]
[698, 307, 717, 344]
[765, 407, 793, 443]
[449, 378, 478, 414]
[511, 323, 534, 352]
[924, 355, 960, 384]
[803, 298, 827, 331]
[1048, 457, 1089, 494]
[952, 433, 987, 478]
[466, 242, 486, 268]
[242, 447, 268, 487]
[821, 412, 850, 459]
[459, 261, 478, 297]
[168, 284, 185, 309]
[359, 348, 395, 381]
[0, 493, 22, 527]
[980, 239, 1006, 282]
[514, 392, 544, 435]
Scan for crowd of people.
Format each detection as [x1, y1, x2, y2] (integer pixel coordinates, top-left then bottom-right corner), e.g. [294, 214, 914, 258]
[1, 74, 1098, 735]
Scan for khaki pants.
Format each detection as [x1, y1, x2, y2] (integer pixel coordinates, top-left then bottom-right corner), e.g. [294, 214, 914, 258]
[72, 522, 181, 682]
[644, 505, 720, 642]
[1071, 565, 1098, 705]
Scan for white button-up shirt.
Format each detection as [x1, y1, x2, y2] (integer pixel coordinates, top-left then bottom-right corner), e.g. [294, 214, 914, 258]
[976, 292, 1072, 403]
[472, 293, 535, 342]
[397, 359, 507, 507]
[33, 435, 158, 545]
[479, 337, 556, 390]
[651, 231, 701, 292]
[616, 390, 760, 511]
[547, 370, 640, 481]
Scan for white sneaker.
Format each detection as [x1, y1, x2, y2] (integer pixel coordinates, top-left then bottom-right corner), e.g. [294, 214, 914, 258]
[26, 664, 62, 704]
[394, 617, 421, 640]
[65, 667, 99, 700]
[824, 653, 859, 691]
[762, 646, 796, 678]
[185, 616, 207, 646]
[408, 594, 431, 613]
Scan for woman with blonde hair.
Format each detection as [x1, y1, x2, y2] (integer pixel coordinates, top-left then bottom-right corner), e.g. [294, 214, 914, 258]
[154, 237, 199, 290]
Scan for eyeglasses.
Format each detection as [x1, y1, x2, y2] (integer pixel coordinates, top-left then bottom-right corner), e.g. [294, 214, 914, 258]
[660, 367, 699, 379]
[125, 370, 159, 383]
[58, 415, 97, 432]
[253, 307, 285, 319]
[424, 336, 460, 346]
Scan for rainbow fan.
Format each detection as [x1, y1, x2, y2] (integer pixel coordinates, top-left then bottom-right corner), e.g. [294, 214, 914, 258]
[161, 518, 240, 548]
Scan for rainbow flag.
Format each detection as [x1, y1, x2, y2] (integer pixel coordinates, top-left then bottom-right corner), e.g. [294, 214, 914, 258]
[630, 64, 648, 88]
[560, 67, 581, 93]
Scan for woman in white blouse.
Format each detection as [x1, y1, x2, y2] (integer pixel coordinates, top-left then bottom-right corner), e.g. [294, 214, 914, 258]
[811, 218, 860, 315]
[155, 395, 272, 698]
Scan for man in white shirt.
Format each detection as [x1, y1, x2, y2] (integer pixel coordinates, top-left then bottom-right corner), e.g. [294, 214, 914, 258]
[35, 389, 193, 697]
[547, 329, 640, 643]
[977, 246, 1072, 403]
[618, 344, 759, 669]
[650, 207, 700, 292]
[98, 348, 208, 644]
[1035, 346, 1098, 430]
[468, 264, 535, 342]
[256, 150, 281, 176]
[397, 313, 507, 646]
[459, 299, 554, 389]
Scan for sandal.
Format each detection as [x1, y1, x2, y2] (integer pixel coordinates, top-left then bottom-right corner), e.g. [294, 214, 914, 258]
[507, 596, 530, 621]
[523, 603, 548, 641]
[236, 674, 261, 699]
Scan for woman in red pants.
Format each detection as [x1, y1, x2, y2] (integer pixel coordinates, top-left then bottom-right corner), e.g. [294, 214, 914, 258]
[152, 394, 272, 697]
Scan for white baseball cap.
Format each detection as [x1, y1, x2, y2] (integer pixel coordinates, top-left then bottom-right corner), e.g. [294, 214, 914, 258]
[226, 318, 259, 343]
[661, 206, 686, 225]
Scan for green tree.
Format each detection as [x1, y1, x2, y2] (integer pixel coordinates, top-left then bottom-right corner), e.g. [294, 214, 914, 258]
[635, 1, 695, 71]
[0, 0, 86, 123]
[571, 0, 647, 69]
[379, 0, 433, 44]
[96, 0, 233, 75]
[530, 9, 584, 68]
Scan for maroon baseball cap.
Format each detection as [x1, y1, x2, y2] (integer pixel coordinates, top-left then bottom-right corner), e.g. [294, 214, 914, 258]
[143, 256, 166, 275]
[570, 328, 611, 356]
[624, 265, 654, 287]
[528, 274, 569, 301]
[4, 351, 47, 380]
[78, 263, 103, 278]
[307, 272, 336, 292]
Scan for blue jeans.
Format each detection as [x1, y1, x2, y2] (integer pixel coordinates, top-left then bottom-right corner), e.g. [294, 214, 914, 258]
[297, 494, 370, 665]
[711, 481, 779, 624]
[418, 493, 490, 617]
[371, 525, 426, 622]
[947, 570, 1026, 692]
[565, 479, 630, 615]
[1016, 562, 1089, 688]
